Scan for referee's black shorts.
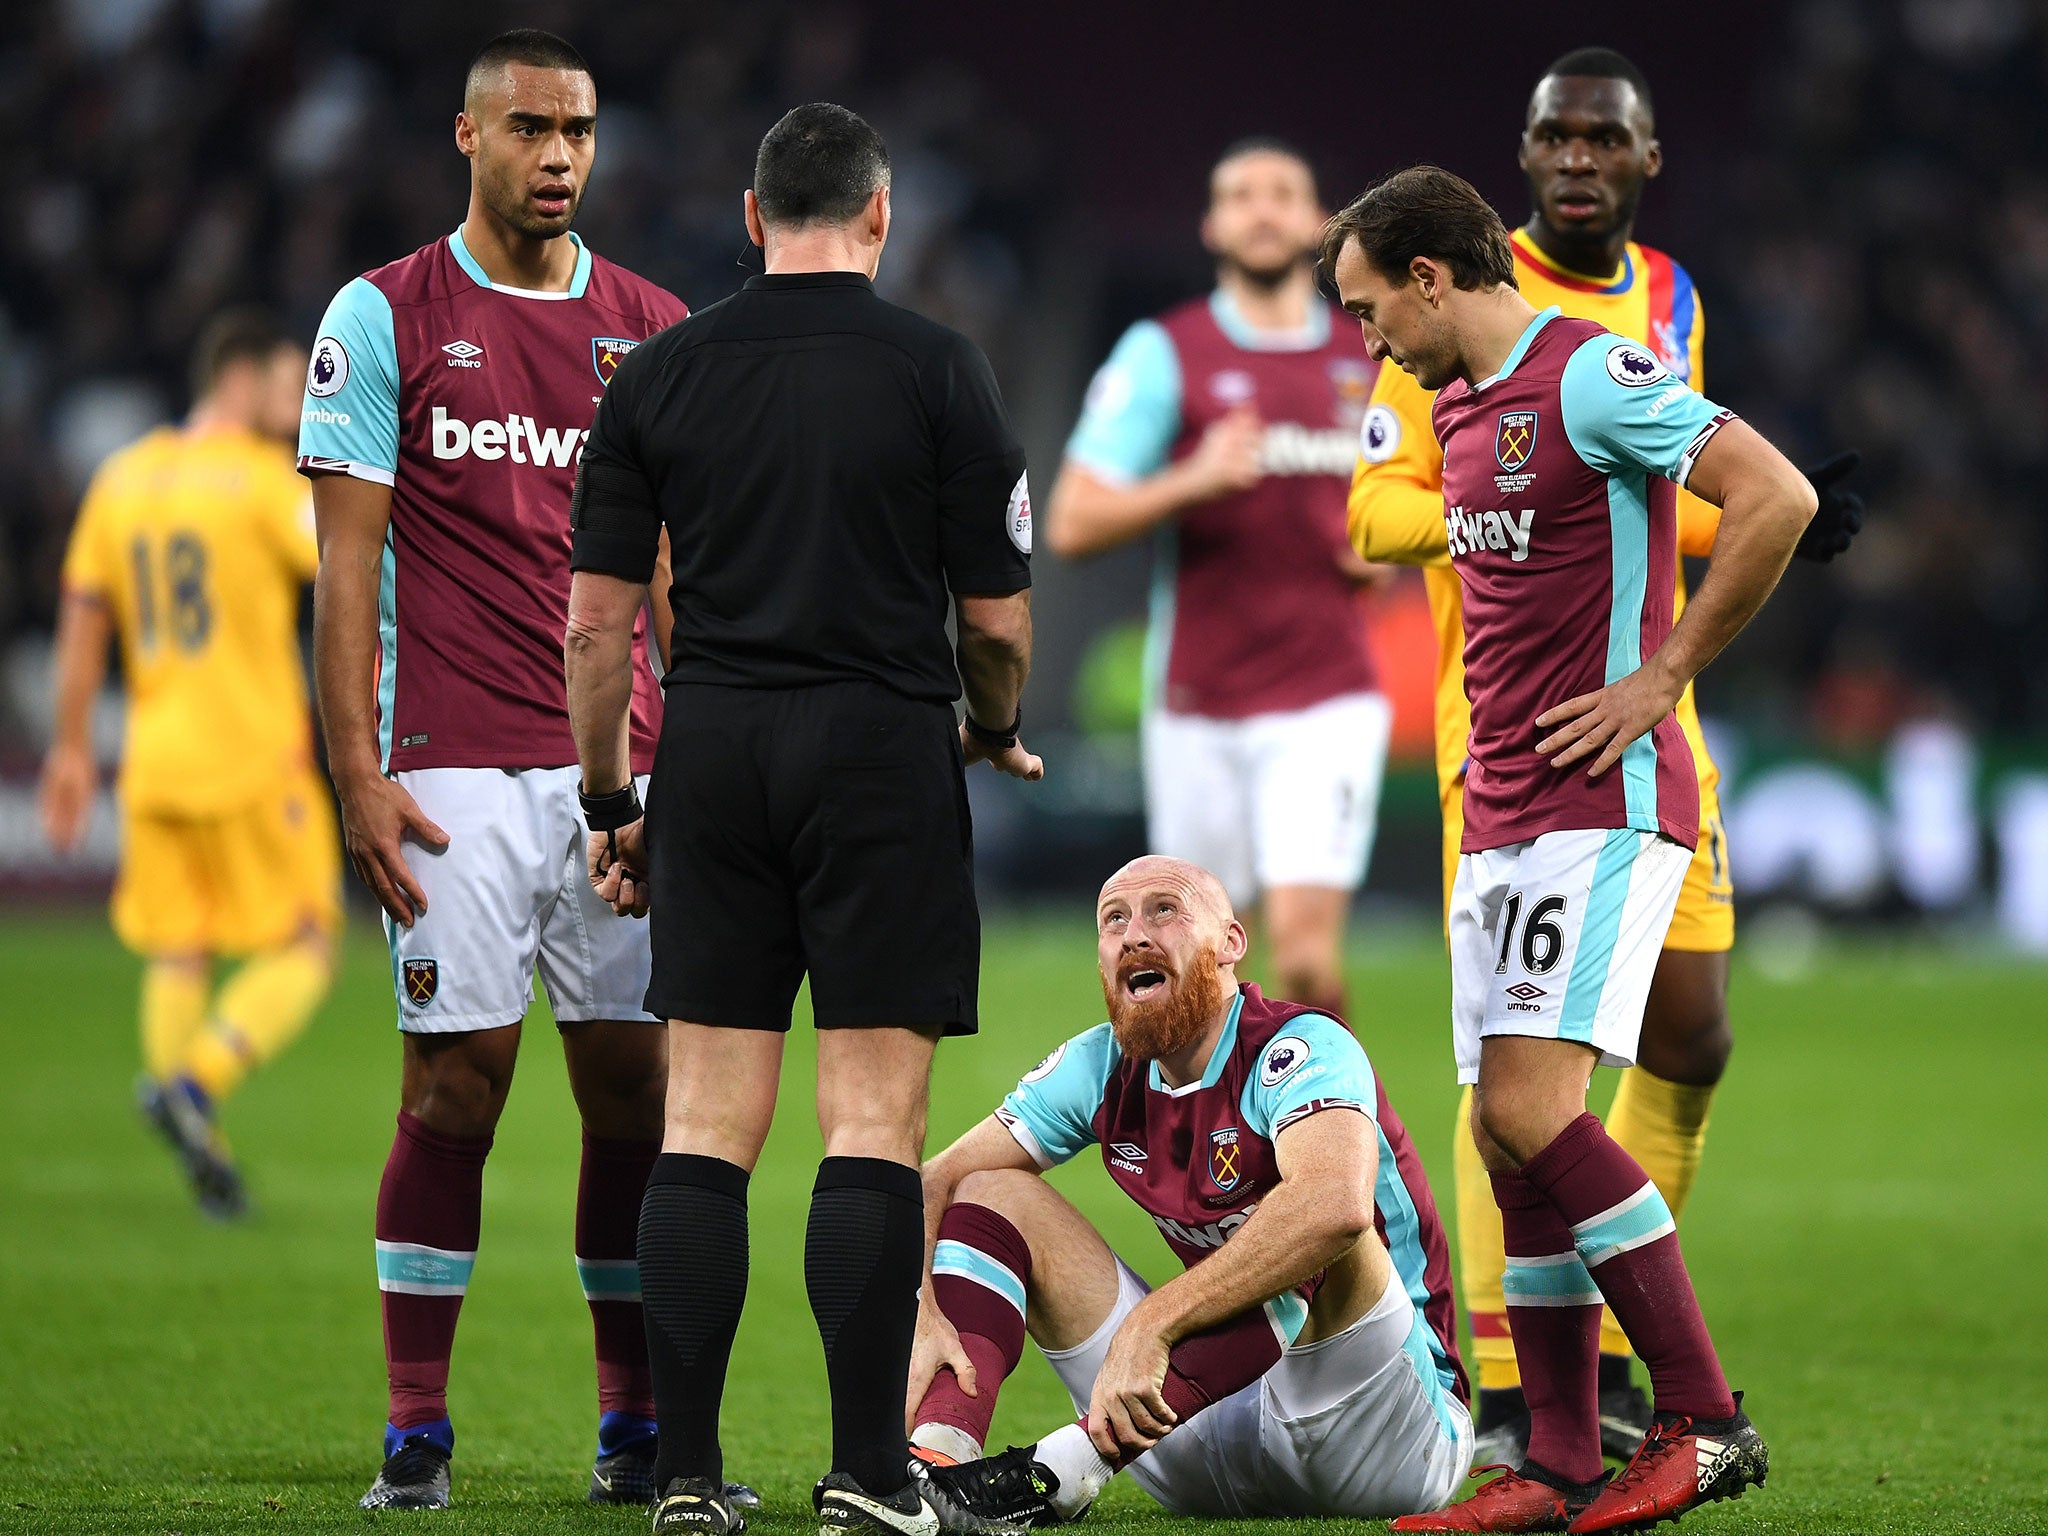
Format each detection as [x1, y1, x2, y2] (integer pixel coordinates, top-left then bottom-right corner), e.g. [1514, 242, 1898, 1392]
[643, 680, 979, 1034]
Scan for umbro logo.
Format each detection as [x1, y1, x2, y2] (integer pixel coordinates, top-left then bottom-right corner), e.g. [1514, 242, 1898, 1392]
[442, 339, 485, 368]
[1109, 1142, 1147, 1161]
[1504, 982, 1546, 1001]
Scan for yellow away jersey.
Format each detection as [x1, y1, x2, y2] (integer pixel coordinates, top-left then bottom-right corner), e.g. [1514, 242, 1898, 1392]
[60, 424, 319, 815]
[1347, 229, 1723, 809]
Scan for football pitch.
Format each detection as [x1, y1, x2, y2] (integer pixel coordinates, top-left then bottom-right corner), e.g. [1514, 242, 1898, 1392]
[1, 911, 2041, 1535]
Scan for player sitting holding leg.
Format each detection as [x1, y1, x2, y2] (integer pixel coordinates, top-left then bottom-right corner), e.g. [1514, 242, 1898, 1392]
[905, 855, 1470, 1528]
[1327, 168, 1815, 1531]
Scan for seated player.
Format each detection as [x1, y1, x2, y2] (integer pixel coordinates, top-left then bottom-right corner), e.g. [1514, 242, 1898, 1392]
[905, 855, 1471, 1527]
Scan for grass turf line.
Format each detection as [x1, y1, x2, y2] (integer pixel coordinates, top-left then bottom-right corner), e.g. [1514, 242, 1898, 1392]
[0, 913, 2041, 1534]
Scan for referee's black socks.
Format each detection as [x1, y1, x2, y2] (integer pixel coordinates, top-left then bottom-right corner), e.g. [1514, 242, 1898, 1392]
[639, 1152, 750, 1489]
[805, 1155, 925, 1494]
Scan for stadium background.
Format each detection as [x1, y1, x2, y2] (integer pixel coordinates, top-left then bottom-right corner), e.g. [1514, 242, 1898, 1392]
[1, 2, 2043, 1533]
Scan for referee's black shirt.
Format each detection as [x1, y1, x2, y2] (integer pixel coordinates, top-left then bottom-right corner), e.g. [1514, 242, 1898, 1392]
[568, 271, 1030, 702]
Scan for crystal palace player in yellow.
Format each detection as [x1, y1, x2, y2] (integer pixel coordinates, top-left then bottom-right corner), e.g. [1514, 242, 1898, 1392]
[40, 310, 341, 1220]
[1347, 48, 1862, 1468]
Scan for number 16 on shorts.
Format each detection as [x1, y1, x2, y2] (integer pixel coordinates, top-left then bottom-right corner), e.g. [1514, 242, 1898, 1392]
[1449, 827, 1692, 1084]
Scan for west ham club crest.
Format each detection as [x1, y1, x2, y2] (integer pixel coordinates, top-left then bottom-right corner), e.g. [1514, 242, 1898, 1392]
[1495, 410, 1538, 473]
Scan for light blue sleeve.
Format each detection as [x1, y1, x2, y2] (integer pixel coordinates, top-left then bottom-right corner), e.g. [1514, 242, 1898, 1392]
[298, 277, 400, 482]
[1063, 320, 1183, 484]
[995, 1023, 1119, 1168]
[1559, 333, 1734, 488]
[1239, 1014, 1378, 1141]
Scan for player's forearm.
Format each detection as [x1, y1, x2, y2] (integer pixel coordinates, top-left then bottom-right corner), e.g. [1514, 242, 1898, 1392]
[955, 591, 1033, 728]
[311, 549, 386, 784]
[564, 573, 641, 795]
[1348, 472, 1452, 567]
[1139, 1180, 1368, 1345]
[1044, 463, 1199, 559]
[48, 594, 111, 754]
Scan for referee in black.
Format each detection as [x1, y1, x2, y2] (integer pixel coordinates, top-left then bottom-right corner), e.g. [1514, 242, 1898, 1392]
[563, 103, 1039, 1536]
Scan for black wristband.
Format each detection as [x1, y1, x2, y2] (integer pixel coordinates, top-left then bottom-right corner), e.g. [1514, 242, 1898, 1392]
[579, 779, 643, 832]
[963, 709, 1021, 751]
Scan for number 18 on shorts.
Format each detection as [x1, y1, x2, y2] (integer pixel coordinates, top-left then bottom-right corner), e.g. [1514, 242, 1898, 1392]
[1449, 828, 1692, 1084]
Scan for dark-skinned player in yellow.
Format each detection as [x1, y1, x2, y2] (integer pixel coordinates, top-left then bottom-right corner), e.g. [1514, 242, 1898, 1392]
[1346, 47, 1862, 1470]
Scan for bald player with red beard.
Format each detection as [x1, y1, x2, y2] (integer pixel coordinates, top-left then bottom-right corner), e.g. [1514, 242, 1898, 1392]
[900, 856, 1469, 1528]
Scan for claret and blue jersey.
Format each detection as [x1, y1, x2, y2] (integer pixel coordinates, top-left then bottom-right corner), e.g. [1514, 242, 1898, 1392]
[993, 983, 1465, 1398]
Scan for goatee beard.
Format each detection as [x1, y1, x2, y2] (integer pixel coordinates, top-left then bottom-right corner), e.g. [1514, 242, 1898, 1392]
[1104, 944, 1227, 1061]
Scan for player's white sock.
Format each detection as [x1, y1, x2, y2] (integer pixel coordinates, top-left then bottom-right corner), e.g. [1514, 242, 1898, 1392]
[910, 1422, 983, 1466]
[1032, 1423, 1114, 1518]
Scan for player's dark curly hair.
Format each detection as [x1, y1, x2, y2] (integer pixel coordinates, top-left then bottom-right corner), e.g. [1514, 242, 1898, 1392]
[1318, 166, 1518, 291]
[753, 102, 891, 228]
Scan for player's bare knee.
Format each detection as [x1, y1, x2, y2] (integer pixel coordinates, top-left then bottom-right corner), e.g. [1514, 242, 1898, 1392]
[401, 1028, 517, 1137]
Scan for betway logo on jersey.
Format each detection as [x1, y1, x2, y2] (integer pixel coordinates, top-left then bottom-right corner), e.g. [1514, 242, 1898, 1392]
[1445, 506, 1536, 563]
[1259, 422, 1357, 477]
[431, 407, 588, 467]
[1152, 1203, 1257, 1251]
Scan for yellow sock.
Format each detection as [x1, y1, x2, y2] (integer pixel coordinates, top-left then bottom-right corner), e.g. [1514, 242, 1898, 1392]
[141, 960, 210, 1082]
[182, 940, 332, 1105]
[1597, 1066, 1718, 1357]
[1453, 1084, 1522, 1391]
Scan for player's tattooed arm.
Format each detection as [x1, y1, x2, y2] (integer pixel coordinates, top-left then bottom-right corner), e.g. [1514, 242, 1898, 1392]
[1538, 419, 1816, 777]
[310, 473, 449, 925]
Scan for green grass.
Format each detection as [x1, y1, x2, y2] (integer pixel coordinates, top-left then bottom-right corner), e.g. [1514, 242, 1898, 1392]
[0, 912, 2042, 1534]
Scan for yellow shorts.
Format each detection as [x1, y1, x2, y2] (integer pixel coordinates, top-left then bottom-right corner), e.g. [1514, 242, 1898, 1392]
[1437, 776, 1734, 954]
[112, 768, 343, 957]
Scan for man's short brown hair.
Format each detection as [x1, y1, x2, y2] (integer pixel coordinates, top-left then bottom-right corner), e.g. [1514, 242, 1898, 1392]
[191, 307, 285, 401]
[1319, 165, 1518, 292]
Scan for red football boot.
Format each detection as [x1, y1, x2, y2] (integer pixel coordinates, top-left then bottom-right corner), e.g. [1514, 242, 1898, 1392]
[1392, 1464, 1610, 1533]
[1568, 1395, 1768, 1533]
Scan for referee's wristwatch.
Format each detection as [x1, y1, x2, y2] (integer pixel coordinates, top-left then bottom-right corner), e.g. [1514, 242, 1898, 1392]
[963, 709, 1021, 752]
[579, 779, 642, 832]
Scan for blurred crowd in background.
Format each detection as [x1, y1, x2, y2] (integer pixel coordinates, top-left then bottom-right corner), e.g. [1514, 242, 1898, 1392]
[3, 0, 2045, 942]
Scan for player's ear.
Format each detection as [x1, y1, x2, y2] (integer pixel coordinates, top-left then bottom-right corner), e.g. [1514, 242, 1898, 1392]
[1220, 918, 1249, 968]
[1411, 256, 1440, 306]
[455, 111, 479, 160]
[1642, 137, 1663, 181]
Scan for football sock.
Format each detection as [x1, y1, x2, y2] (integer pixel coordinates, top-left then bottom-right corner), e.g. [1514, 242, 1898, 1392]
[913, 1202, 1033, 1455]
[1032, 1422, 1115, 1517]
[1153, 1303, 1286, 1439]
[1600, 1067, 1715, 1360]
[182, 939, 331, 1104]
[806, 1156, 923, 1495]
[1521, 1113, 1736, 1422]
[1453, 1084, 1521, 1391]
[140, 959, 209, 1082]
[638, 1152, 749, 1488]
[375, 1110, 491, 1430]
[1493, 1167, 1604, 1484]
[576, 1132, 660, 1421]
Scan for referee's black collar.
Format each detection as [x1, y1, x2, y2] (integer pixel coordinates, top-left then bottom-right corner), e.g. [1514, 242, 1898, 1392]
[743, 271, 874, 292]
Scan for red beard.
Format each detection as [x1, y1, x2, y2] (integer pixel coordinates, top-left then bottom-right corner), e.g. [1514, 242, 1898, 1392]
[1104, 943, 1226, 1061]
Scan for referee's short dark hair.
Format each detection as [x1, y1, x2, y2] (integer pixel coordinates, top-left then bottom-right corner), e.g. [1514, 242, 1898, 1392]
[753, 103, 891, 228]
[1319, 165, 1518, 292]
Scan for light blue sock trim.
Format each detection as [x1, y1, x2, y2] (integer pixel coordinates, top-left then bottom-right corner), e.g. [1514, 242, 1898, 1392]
[1503, 1251, 1603, 1307]
[1571, 1183, 1677, 1268]
[933, 1239, 1027, 1317]
[375, 1240, 475, 1296]
[576, 1256, 642, 1303]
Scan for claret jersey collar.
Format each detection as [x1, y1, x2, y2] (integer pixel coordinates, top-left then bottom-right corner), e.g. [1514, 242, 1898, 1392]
[1473, 304, 1563, 392]
[448, 226, 593, 300]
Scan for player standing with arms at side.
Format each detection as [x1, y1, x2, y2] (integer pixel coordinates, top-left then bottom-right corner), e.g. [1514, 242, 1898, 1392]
[298, 31, 720, 1512]
[41, 310, 340, 1221]
[1328, 169, 1814, 1531]
[1046, 141, 1389, 1019]
[1347, 49, 1864, 1465]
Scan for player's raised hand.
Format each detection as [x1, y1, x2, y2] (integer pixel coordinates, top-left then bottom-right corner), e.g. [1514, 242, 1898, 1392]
[1183, 405, 1265, 501]
[1086, 1314, 1178, 1459]
[334, 771, 449, 927]
[37, 743, 96, 855]
[1535, 661, 1686, 779]
[905, 1295, 977, 1432]
[586, 819, 651, 918]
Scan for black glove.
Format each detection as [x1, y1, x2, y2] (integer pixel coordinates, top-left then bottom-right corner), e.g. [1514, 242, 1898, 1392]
[1795, 450, 1864, 563]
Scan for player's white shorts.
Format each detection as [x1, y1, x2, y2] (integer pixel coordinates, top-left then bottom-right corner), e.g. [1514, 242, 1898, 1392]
[1450, 828, 1691, 1084]
[1042, 1256, 1471, 1518]
[385, 766, 657, 1033]
[1143, 691, 1392, 904]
